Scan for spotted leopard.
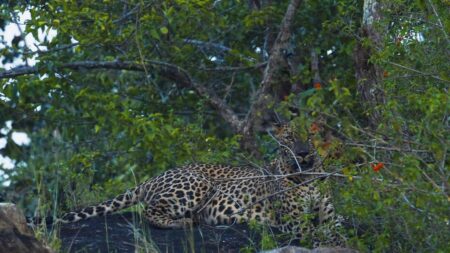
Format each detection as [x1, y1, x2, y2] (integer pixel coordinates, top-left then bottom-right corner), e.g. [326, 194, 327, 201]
[58, 125, 344, 246]
[274, 125, 345, 244]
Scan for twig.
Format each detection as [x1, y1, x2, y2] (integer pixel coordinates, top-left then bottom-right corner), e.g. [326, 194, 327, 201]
[10, 11, 31, 66]
[311, 49, 322, 84]
[266, 130, 302, 172]
[183, 39, 233, 52]
[183, 39, 256, 62]
[346, 142, 430, 153]
[199, 62, 267, 72]
[0, 61, 143, 79]
[22, 43, 79, 56]
[426, 0, 450, 46]
[386, 61, 449, 83]
[401, 193, 423, 213]
[237, 154, 274, 176]
[216, 170, 352, 181]
[141, 59, 243, 132]
[234, 170, 341, 215]
[113, 3, 142, 24]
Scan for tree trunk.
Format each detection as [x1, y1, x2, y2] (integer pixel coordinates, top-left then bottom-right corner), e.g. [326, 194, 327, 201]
[354, 0, 385, 127]
[241, 0, 302, 156]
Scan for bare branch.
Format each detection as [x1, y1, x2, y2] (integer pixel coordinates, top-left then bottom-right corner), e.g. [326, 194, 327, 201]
[401, 193, 424, 213]
[311, 49, 322, 84]
[183, 39, 257, 63]
[199, 62, 267, 72]
[234, 170, 341, 215]
[0, 66, 39, 79]
[183, 39, 233, 53]
[346, 142, 430, 153]
[266, 130, 302, 172]
[23, 43, 79, 56]
[426, 0, 450, 46]
[217, 171, 351, 181]
[192, 83, 243, 132]
[0, 61, 147, 80]
[386, 61, 449, 83]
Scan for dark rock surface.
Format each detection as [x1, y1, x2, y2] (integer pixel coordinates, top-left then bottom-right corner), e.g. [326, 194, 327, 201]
[57, 212, 357, 253]
[58, 212, 279, 253]
[262, 246, 358, 253]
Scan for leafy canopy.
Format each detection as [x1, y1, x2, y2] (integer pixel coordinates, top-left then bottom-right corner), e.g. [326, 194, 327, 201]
[0, 0, 448, 251]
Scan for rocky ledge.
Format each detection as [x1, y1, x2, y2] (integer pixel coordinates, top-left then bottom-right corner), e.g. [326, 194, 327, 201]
[0, 203, 357, 253]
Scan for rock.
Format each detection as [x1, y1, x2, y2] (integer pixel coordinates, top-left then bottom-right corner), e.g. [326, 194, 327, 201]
[0, 202, 33, 236]
[58, 212, 262, 253]
[311, 248, 359, 253]
[261, 246, 312, 253]
[56, 212, 359, 253]
[0, 202, 54, 253]
[261, 246, 359, 253]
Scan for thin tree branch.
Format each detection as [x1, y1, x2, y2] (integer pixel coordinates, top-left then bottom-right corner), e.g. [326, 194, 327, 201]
[22, 43, 79, 56]
[346, 142, 430, 153]
[311, 49, 322, 85]
[183, 39, 233, 52]
[266, 130, 302, 172]
[234, 170, 341, 215]
[386, 61, 449, 83]
[192, 83, 243, 132]
[401, 193, 423, 213]
[0, 61, 143, 80]
[0, 65, 39, 79]
[426, 0, 450, 46]
[217, 171, 352, 181]
[199, 62, 267, 72]
[183, 38, 256, 62]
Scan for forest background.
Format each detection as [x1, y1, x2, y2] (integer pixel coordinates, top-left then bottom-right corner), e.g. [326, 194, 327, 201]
[0, 0, 448, 252]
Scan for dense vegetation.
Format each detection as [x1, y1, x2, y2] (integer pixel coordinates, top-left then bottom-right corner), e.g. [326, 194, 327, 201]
[0, 0, 448, 252]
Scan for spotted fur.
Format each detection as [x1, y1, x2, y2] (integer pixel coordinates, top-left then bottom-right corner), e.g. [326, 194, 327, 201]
[58, 125, 344, 246]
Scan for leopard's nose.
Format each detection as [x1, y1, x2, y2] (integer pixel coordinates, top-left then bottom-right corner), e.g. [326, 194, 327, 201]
[294, 141, 309, 158]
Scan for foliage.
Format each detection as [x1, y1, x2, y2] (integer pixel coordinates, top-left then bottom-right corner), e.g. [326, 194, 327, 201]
[278, 1, 449, 251]
[0, 0, 448, 252]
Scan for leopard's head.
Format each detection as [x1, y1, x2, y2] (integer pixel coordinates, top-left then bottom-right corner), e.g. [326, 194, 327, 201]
[273, 124, 314, 175]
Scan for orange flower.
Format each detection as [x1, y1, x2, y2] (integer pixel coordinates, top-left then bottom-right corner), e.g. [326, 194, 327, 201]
[371, 162, 384, 172]
[310, 122, 320, 133]
[313, 82, 322, 90]
[321, 142, 331, 149]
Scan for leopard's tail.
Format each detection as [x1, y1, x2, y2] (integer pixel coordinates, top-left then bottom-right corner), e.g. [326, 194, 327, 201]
[57, 183, 145, 224]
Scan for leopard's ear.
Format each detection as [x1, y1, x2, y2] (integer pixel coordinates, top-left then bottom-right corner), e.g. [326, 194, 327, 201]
[263, 119, 288, 135]
[287, 106, 299, 118]
[275, 106, 299, 124]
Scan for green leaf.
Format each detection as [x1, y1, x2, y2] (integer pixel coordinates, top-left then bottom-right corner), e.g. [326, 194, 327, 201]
[160, 27, 169, 34]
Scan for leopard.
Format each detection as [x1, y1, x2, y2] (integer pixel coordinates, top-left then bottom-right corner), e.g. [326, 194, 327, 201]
[272, 124, 345, 245]
[56, 124, 344, 246]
